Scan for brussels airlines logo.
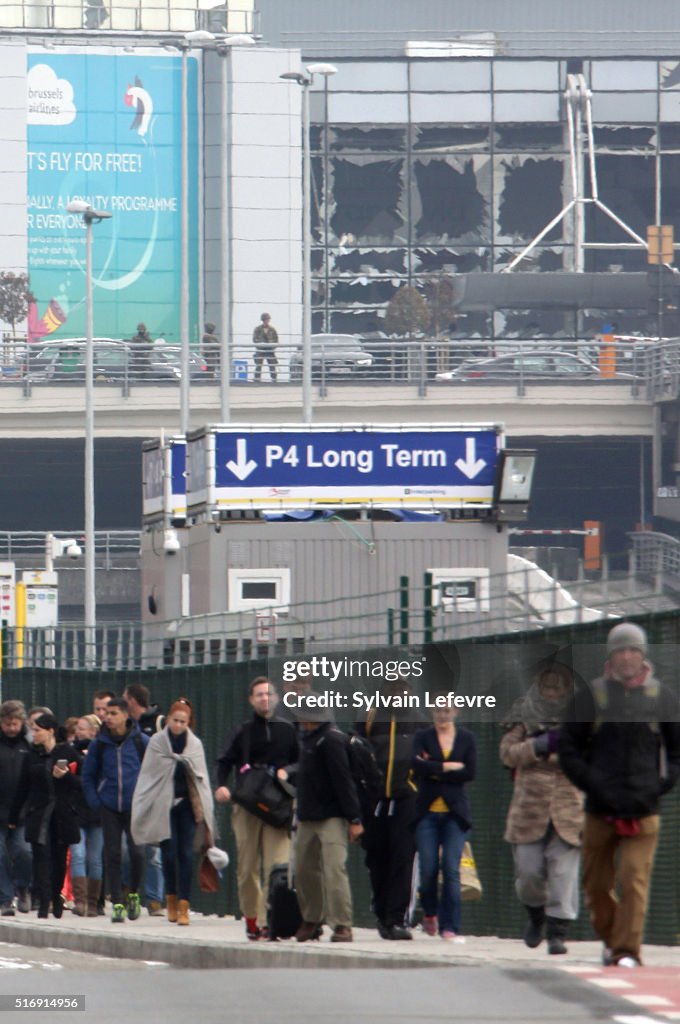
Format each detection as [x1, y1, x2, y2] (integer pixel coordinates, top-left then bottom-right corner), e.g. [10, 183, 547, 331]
[124, 77, 153, 137]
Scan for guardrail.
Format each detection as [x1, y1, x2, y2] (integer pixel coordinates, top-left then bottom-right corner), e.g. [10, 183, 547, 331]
[0, 337, 662, 398]
[630, 530, 680, 588]
[0, 529, 140, 563]
[4, 551, 675, 670]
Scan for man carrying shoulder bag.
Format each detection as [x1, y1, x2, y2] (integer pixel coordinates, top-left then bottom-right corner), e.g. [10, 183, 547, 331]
[215, 677, 298, 941]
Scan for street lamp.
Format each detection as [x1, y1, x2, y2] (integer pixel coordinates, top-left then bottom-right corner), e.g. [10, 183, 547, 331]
[280, 62, 337, 424]
[66, 199, 112, 666]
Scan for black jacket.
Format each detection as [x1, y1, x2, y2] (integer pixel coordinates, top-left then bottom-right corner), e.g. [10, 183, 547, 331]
[0, 728, 32, 824]
[10, 742, 83, 846]
[411, 726, 476, 830]
[559, 672, 680, 818]
[216, 714, 298, 787]
[297, 723, 362, 823]
[357, 707, 425, 802]
[138, 704, 164, 736]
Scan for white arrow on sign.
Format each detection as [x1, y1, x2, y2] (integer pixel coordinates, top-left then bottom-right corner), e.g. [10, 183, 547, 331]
[455, 438, 487, 480]
[226, 438, 258, 481]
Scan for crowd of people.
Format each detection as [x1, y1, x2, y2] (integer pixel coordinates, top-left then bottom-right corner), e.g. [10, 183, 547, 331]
[0, 622, 677, 967]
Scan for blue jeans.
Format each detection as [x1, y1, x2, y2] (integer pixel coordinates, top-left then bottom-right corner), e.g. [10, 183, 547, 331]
[416, 812, 468, 935]
[160, 799, 196, 902]
[70, 825, 104, 880]
[0, 825, 32, 904]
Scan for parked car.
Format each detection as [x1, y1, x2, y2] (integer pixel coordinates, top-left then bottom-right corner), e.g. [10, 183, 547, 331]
[434, 350, 638, 382]
[25, 340, 208, 383]
[289, 334, 373, 381]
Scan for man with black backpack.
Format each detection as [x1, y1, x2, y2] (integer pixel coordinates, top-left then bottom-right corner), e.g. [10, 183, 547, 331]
[559, 622, 680, 968]
[294, 703, 363, 943]
[82, 698, 149, 924]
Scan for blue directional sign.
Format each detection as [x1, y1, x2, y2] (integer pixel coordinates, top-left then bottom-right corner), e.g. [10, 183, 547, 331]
[186, 425, 502, 511]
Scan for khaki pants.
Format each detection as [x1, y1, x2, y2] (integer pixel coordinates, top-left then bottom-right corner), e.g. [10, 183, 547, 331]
[582, 812, 660, 961]
[295, 818, 352, 930]
[231, 804, 290, 922]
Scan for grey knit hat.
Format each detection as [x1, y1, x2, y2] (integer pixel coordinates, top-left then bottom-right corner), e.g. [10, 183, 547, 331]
[607, 622, 647, 656]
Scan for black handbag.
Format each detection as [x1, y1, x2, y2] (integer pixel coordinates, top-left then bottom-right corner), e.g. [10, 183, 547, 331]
[232, 725, 294, 828]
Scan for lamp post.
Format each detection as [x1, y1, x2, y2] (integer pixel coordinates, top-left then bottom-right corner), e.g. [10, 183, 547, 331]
[280, 63, 337, 424]
[66, 200, 112, 667]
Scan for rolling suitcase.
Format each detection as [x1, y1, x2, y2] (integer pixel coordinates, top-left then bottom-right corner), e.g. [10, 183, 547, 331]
[267, 862, 302, 940]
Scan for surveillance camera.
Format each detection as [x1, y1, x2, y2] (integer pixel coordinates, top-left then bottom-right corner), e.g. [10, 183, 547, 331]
[65, 541, 82, 559]
[163, 528, 181, 554]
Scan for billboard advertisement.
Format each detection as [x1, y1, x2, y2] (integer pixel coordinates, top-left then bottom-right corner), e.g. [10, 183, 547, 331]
[27, 49, 199, 344]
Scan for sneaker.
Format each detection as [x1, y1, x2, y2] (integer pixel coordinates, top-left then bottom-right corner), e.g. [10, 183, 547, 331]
[126, 893, 141, 921]
[16, 889, 31, 914]
[441, 931, 466, 943]
[616, 955, 640, 968]
[423, 915, 438, 936]
[0, 902, 15, 917]
[111, 903, 126, 924]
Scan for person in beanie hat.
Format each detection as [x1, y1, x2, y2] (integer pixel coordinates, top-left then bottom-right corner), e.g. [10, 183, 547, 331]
[559, 622, 680, 967]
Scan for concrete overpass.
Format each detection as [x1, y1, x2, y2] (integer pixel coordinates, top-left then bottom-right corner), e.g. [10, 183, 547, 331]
[0, 380, 654, 439]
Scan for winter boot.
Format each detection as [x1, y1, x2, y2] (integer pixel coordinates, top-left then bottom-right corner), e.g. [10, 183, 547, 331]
[177, 900, 190, 926]
[87, 879, 102, 918]
[546, 916, 569, 955]
[71, 877, 88, 917]
[523, 905, 545, 949]
[166, 894, 178, 923]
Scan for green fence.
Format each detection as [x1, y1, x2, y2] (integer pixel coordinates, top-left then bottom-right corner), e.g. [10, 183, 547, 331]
[3, 607, 680, 943]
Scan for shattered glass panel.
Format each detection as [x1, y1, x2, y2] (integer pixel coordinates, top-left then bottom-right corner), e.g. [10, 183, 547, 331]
[310, 156, 324, 244]
[593, 125, 657, 150]
[328, 126, 407, 152]
[330, 278, 401, 306]
[580, 308, 651, 338]
[413, 248, 491, 273]
[591, 93, 657, 123]
[584, 154, 655, 243]
[414, 124, 489, 152]
[495, 124, 565, 152]
[330, 309, 386, 334]
[329, 156, 406, 244]
[450, 311, 493, 339]
[660, 61, 680, 90]
[494, 309, 576, 340]
[331, 249, 406, 275]
[659, 123, 680, 147]
[584, 249, 649, 272]
[412, 155, 490, 243]
[493, 247, 569, 272]
[311, 248, 324, 273]
[494, 155, 565, 244]
[494, 93, 560, 122]
[661, 155, 680, 223]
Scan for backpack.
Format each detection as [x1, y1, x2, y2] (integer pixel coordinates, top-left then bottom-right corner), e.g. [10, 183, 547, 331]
[346, 731, 383, 808]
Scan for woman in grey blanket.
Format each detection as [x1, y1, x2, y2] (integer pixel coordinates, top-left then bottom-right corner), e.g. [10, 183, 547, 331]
[131, 698, 215, 925]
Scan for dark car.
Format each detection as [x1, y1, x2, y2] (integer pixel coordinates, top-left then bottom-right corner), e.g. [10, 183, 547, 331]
[435, 350, 637, 383]
[289, 334, 374, 382]
[25, 340, 207, 383]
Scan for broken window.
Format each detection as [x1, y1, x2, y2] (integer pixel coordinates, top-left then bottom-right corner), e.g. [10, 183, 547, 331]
[495, 124, 565, 151]
[330, 279, 401, 306]
[414, 125, 489, 152]
[585, 154, 654, 244]
[495, 156, 564, 243]
[329, 156, 405, 244]
[593, 125, 656, 151]
[494, 309, 575, 339]
[331, 249, 406, 274]
[413, 157, 489, 242]
[494, 247, 567, 272]
[413, 248, 490, 273]
[330, 310, 386, 334]
[329, 126, 406, 152]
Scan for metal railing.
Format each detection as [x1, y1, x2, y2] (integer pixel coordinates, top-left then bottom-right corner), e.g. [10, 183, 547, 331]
[0, 530, 140, 563]
[4, 549, 677, 670]
[0, 0, 256, 33]
[630, 530, 680, 589]
[0, 336, 662, 398]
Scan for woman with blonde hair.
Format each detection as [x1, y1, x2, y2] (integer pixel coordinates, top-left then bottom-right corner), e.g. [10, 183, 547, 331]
[131, 698, 215, 925]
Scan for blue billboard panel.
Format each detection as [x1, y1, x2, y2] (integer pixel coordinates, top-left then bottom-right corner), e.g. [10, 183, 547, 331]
[187, 425, 502, 511]
[27, 51, 199, 345]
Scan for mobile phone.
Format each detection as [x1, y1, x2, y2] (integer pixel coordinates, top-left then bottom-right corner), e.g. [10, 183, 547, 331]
[56, 759, 68, 769]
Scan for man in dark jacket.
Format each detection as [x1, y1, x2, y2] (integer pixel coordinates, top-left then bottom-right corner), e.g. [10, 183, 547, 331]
[357, 694, 425, 940]
[559, 622, 680, 967]
[0, 700, 32, 915]
[215, 677, 298, 940]
[294, 705, 363, 943]
[82, 698, 149, 924]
